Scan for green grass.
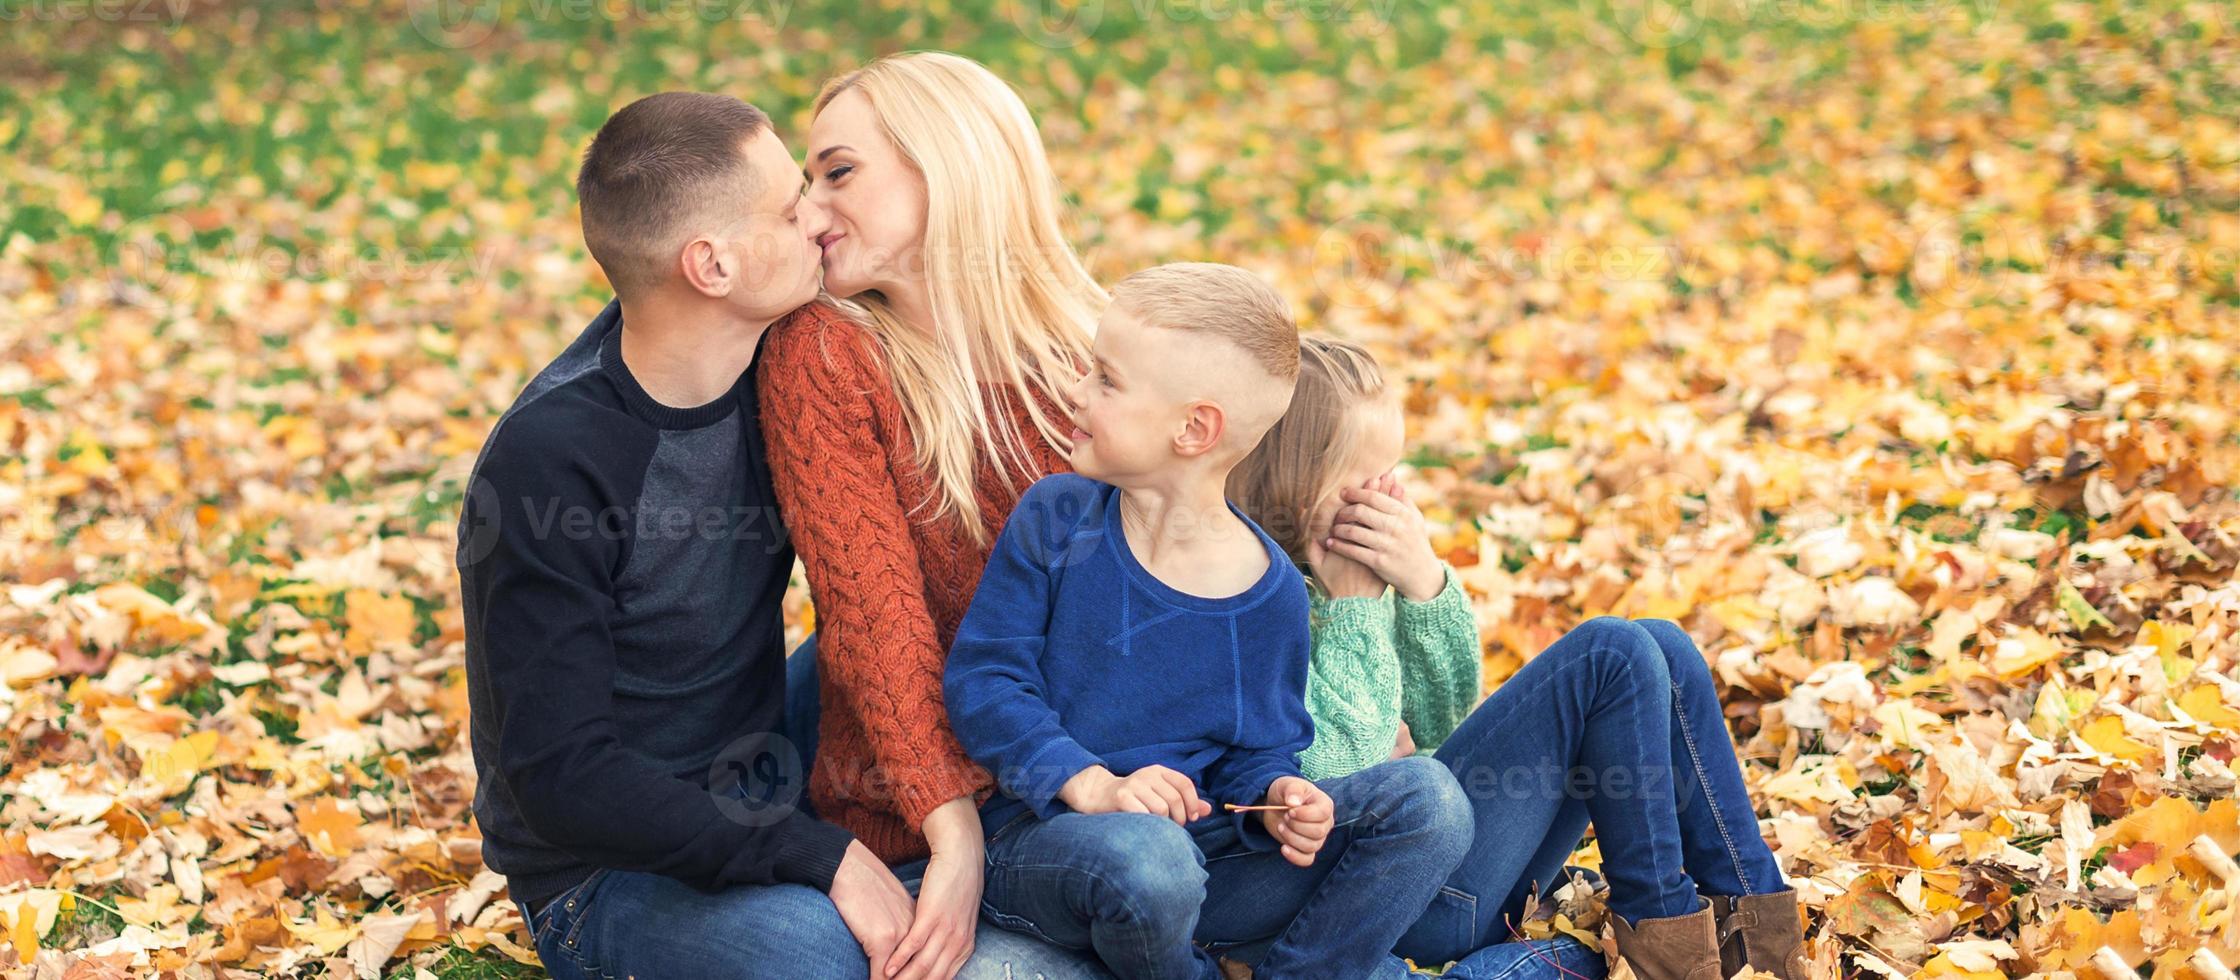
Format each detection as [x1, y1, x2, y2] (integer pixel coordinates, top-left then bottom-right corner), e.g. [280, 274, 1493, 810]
[396, 946, 545, 980]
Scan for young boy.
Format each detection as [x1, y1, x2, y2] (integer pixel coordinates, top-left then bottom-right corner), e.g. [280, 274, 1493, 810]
[943, 263, 1472, 980]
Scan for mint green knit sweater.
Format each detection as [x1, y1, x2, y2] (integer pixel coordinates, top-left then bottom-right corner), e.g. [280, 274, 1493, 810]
[1297, 563, 1484, 780]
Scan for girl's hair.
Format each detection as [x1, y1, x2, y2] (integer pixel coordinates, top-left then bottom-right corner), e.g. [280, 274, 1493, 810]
[814, 51, 1105, 543]
[1228, 336, 1391, 568]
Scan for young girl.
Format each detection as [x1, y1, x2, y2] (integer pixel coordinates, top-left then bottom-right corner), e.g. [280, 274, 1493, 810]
[1230, 338, 1808, 980]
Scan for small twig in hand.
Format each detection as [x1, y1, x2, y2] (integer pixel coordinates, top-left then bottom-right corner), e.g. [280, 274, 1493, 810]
[1223, 803, 1292, 813]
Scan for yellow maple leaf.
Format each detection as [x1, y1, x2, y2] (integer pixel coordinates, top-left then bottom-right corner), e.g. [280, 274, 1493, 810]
[1989, 628, 2064, 679]
[8, 898, 38, 961]
[262, 414, 330, 460]
[298, 797, 365, 858]
[142, 730, 221, 796]
[1916, 951, 2002, 979]
[2176, 685, 2240, 731]
[343, 589, 416, 655]
[282, 905, 360, 955]
[2076, 715, 2155, 764]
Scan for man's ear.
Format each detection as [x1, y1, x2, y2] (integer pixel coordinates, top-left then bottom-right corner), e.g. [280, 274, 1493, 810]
[677, 235, 734, 298]
[1173, 400, 1227, 459]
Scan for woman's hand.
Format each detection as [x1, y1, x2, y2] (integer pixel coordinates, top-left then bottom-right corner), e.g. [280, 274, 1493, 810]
[1324, 473, 1445, 603]
[888, 797, 983, 980]
[1390, 720, 1417, 760]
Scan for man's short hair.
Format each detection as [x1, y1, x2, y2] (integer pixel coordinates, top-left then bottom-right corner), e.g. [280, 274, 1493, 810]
[577, 92, 771, 297]
[1112, 263, 1301, 384]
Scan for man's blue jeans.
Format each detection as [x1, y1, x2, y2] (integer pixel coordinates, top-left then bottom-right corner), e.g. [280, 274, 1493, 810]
[517, 634, 1114, 980]
[1397, 617, 1789, 966]
[522, 860, 1113, 980]
[973, 756, 1473, 980]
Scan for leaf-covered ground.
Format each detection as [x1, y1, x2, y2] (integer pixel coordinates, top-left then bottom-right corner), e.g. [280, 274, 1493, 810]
[3, 1, 2238, 976]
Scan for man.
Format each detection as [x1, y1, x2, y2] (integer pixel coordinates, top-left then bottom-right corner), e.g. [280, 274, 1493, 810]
[456, 92, 916, 978]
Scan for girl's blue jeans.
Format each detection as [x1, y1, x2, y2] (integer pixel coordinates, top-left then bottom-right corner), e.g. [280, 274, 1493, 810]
[1396, 616, 1789, 966]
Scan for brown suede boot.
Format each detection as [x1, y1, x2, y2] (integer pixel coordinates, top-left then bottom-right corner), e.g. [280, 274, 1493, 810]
[1709, 889, 1809, 980]
[1610, 898, 1723, 980]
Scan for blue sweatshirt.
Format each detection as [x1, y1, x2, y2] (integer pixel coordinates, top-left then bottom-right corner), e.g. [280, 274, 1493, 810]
[944, 473, 1315, 842]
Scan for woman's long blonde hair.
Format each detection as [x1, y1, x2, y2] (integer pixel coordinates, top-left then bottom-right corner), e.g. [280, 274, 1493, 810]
[814, 51, 1104, 543]
[1229, 337, 1391, 569]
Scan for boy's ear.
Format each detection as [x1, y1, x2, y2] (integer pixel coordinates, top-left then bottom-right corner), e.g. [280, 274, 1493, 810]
[1173, 400, 1227, 459]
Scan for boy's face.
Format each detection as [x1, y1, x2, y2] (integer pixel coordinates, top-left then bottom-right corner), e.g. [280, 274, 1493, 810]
[1064, 304, 1188, 486]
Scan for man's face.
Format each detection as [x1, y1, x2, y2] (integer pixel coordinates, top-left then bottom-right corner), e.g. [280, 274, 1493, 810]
[722, 128, 830, 320]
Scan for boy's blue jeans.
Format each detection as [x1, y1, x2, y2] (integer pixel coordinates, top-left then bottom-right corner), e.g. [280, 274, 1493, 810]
[976, 756, 1472, 980]
[789, 633, 1606, 980]
[1397, 617, 1789, 966]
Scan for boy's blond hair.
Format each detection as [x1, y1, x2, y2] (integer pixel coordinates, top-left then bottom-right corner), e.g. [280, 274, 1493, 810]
[1111, 263, 1300, 453]
[1227, 336, 1390, 567]
[1111, 263, 1300, 385]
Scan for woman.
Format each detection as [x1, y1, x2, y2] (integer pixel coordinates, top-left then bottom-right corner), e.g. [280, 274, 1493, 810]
[758, 52, 1106, 980]
[768, 50, 1619, 980]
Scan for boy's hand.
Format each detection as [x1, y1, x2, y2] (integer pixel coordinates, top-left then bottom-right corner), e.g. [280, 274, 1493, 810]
[1060, 765, 1211, 825]
[1259, 776, 1335, 867]
[1326, 473, 1445, 603]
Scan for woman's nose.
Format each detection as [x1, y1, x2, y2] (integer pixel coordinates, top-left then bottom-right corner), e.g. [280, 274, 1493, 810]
[799, 198, 833, 241]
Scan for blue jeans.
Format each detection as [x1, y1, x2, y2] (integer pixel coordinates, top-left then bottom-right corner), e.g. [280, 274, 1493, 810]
[523, 863, 1112, 980]
[792, 633, 1113, 978]
[1396, 617, 1788, 965]
[523, 867, 871, 979]
[784, 632, 824, 785]
[792, 632, 1601, 980]
[974, 756, 1473, 980]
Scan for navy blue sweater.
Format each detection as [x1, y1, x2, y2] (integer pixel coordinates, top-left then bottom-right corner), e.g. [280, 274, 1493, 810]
[458, 301, 853, 909]
[943, 474, 1314, 840]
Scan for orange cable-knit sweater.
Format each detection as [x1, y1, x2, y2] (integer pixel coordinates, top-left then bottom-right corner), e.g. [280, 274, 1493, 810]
[758, 302, 1074, 865]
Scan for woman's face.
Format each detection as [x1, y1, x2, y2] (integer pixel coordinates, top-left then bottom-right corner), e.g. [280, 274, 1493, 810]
[1308, 397, 1405, 544]
[804, 88, 928, 301]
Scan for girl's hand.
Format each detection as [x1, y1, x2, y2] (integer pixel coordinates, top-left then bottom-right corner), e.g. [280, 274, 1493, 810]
[1325, 474, 1445, 602]
[1307, 525, 1387, 599]
[1390, 720, 1416, 760]
[889, 798, 982, 980]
